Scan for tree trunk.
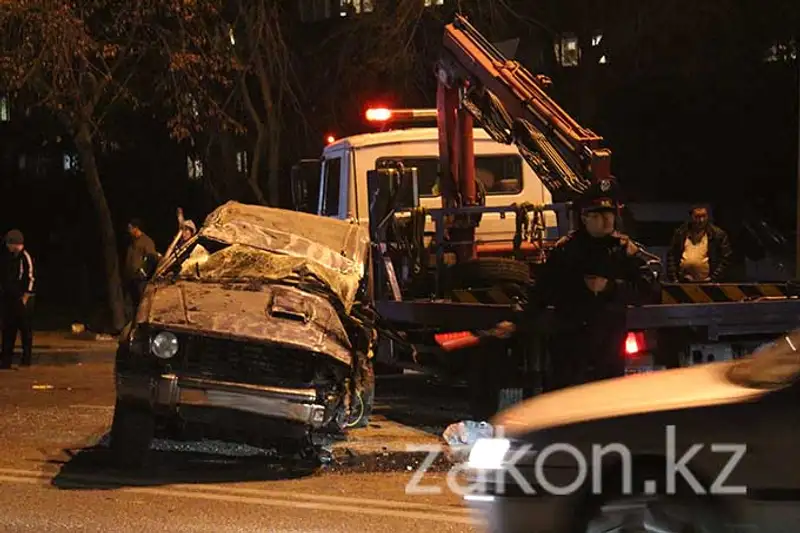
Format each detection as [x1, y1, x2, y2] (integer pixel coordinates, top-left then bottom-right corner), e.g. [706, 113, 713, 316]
[267, 125, 281, 206]
[74, 123, 126, 333]
[248, 129, 269, 205]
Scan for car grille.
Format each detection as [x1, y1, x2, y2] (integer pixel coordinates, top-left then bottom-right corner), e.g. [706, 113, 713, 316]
[181, 335, 317, 386]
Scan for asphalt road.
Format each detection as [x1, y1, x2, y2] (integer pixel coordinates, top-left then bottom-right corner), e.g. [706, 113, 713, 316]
[0, 355, 485, 532]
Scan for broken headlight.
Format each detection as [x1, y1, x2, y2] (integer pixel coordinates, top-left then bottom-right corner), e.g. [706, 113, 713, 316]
[150, 331, 179, 359]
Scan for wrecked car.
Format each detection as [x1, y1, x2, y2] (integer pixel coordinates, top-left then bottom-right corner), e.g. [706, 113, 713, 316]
[111, 201, 376, 467]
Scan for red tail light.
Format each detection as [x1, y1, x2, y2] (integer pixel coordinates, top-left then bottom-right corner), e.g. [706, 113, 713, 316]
[434, 331, 479, 351]
[624, 331, 646, 357]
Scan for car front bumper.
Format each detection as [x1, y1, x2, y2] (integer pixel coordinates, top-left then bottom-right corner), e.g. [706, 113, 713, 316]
[117, 373, 328, 428]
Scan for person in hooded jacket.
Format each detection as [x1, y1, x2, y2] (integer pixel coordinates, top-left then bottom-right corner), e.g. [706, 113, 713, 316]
[176, 207, 196, 249]
[1, 229, 36, 368]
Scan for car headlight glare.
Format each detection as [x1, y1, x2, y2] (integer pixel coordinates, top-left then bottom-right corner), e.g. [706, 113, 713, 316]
[151, 331, 179, 359]
[467, 438, 510, 470]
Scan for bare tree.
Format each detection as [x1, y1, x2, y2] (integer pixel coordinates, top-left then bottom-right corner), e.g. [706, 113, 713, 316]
[0, 0, 239, 332]
[226, 0, 305, 206]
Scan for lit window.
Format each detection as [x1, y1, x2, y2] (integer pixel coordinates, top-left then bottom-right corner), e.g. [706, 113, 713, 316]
[555, 34, 580, 67]
[228, 27, 236, 46]
[236, 151, 248, 173]
[339, 0, 373, 15]
[591, 32, 602, 47]
[187, 156, 203, 180]
[0, 95, 9, 122]
[765, 39, 797, 63]
[63, 153, 78, 171]
[424, 0, 444, 5]
[599, 55, 608, 64]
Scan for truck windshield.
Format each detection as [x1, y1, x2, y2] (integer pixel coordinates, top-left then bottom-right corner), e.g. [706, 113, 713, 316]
[726, 330, 800, 389]
[376, 154, 523, 196]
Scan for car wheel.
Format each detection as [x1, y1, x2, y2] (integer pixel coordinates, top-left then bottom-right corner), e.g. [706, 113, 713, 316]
[583, 494, 726, 533]
[355, 361, 375, 428]
[345, 358, 375, 429]
[109, 400, 155, 469]
[344, 390, 372, 429]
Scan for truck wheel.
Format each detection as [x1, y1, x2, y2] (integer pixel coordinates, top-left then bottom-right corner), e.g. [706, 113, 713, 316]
[448, 258, 530, 289]
[109, 400, 154, 469]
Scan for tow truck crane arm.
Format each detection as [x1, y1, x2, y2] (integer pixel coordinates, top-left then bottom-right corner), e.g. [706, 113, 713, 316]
[435, 14, 611, 206]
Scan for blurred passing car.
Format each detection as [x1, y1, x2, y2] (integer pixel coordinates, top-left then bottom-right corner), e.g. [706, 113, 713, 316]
[111, 202, 376, 467]
[465, 331, 800, 533]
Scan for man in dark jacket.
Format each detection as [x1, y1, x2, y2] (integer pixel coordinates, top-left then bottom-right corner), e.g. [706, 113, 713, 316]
[666, 205, 733, 282]
[533, 179, 658, 390]
[124, 218, 157, 316]
[1, 229, 35, 368]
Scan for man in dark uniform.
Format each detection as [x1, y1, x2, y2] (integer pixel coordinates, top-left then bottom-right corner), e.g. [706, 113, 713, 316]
[532, 178, 658, 391]
[1, 229, 36, 369]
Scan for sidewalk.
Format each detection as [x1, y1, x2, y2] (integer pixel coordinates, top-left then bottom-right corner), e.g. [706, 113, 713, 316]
[3, 331, 118, 367]
[34, 331, 118, 352]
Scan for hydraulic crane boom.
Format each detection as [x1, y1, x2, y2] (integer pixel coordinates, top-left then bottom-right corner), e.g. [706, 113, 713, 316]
[435, 14, 611, 211]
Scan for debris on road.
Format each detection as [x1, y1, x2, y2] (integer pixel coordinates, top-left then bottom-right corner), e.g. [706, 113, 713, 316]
[328, 448, 452, 474]
[31, 384, 55, 390]
[442, 420, 494, 462]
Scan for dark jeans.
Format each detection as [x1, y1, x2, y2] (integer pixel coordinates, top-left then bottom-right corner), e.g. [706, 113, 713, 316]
[545, 308, 627, 392]
[126, 280, 145, 320]
[1, 295, 34, 367]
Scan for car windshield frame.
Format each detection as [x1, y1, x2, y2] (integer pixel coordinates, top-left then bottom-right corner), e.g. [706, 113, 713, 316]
[726, 329, 800, 390]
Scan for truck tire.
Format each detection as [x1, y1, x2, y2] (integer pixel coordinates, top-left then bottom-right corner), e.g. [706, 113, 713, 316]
[109, 400, 155, 469]
[448, 258, 530, 289]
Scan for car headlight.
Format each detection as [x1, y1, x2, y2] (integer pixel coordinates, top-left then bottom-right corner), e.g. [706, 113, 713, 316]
[150, 331, 179, 359]
[467, 438, 510, 470]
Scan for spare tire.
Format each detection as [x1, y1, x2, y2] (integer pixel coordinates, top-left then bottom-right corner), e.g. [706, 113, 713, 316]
[448, 258, 531, 289]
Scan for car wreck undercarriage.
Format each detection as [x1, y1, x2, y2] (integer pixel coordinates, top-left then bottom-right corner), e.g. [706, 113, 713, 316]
[111, 203, 375, 468]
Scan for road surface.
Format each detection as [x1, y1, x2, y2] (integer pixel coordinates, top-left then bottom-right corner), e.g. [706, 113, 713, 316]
[0, 348, 485, 532]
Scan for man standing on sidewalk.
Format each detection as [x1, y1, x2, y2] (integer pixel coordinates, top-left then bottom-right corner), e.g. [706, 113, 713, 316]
[1, 229, 35, 369]
[124, 218, 157, 317]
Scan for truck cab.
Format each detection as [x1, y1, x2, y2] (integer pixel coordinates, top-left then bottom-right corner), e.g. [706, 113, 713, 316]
[300, 110, 560, 249]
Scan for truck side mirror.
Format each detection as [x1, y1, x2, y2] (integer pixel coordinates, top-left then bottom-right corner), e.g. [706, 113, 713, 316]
[290, 159, 321, 212]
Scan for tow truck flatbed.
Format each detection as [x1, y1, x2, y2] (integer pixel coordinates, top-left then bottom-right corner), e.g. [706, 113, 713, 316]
[377, 297, 800, 339]
[625, 298, 800, 338]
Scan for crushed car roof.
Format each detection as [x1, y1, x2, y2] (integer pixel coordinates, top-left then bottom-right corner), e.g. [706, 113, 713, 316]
[196, 202, 370, 310]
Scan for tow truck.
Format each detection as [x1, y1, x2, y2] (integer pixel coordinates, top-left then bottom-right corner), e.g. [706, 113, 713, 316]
[292, 15, 800, 415]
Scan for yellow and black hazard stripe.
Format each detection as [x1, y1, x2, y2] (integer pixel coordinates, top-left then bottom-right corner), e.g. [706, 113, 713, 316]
[449, 285, 527, 305]
[661, 283, 793, 304]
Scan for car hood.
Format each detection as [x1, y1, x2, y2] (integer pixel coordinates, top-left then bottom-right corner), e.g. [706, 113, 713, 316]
[492, 362, 769, 435]
[136, 281, 352, 366]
